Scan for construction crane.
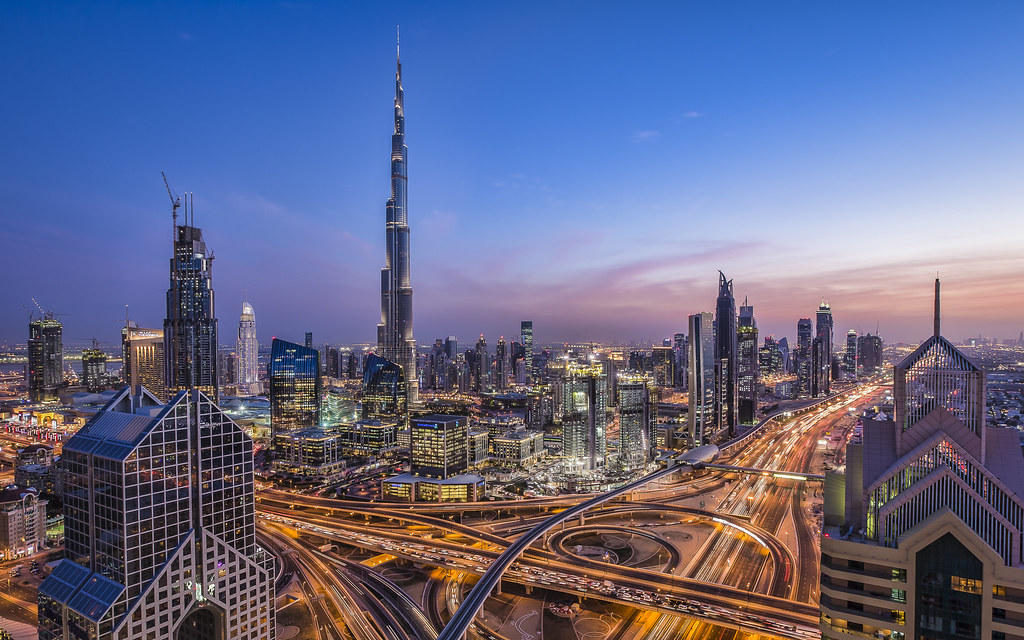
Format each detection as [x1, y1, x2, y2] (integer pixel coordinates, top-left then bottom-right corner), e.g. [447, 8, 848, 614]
[162, 170, 182, 228]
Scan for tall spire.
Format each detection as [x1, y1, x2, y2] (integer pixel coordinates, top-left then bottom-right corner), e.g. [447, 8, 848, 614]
[934, 275, 941, 337]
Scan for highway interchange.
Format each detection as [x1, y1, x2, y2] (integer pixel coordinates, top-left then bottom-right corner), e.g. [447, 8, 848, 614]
[257, 382, 886, 640]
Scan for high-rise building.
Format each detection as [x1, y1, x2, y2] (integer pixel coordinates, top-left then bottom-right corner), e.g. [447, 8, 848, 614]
[673, 332, 688, 388]
[269, 337, 322, 445]
[857, 333, 884, 374]
[236, 301, 259, 395]
[815, 300, 834, 395]
[410, 414, 468, 479]
[376, 41, 418, 407]
[81, 342, 107, 393]
[651, 346, 675, 387]
[475, 335, 489, 391]
[38, 386, 275, 640]
[618, 375, 657, 470]
[495, 337, 509, 391]
[737, 300, 759, 425]
[796, 318, 813, 397]
[820, 280, 1023, 640]
[124, 327, 166, 401]
[844, 328, 857, 377]
[714, 272, 738, 436]
[688, 312, 715, 445]
[28, 315, 62, 403]
[362, 353, 407, 419]
[759, 336, 784, 378]
[164, 210, 219, 402]
[520, 321, 533, 383]
[559, 363, 607, 472]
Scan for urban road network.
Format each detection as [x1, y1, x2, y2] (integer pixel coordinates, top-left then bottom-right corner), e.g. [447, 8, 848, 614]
[244, 382, 885, 640]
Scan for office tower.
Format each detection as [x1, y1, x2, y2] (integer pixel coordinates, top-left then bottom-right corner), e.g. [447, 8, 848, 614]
[164, 204, 219, 402]
[673, 332, 688, 388]
[494, 337, 509, 391]
[844, 328, 857, 377]
[236, 301, 259, 395]
[777, 336, 791, 372]
[714, 272, 739, 436]
[120, 319, 137, 383]
[376, 41, 418, 407]
[362, 353, 407, 419]
[218, 350, 239, 389]
[815, 300, 834, 395]
[123, 327, 167, 401]
[601, 358, 618, 407]
[269, 338, 322, 446]
[475, 335, 488, 391]
[28, 315, 63, 403]
[521, 321, 533, 383]
[39, 386, 274, 640]
[796, 318, 813, 396]
[410, 415, 469, 479]
[325, 345, 342, 379]
[857, 333, 884, 374]
[559, 363, 607, 472]
[758, 336, 784, 377]
[820, 280, 1022, 640]
[688, 312, 715, 445]
[651, 346, 675, 387]
[81, 342, 107, 393]
[618, 375, 657, 470]
[737, 300, 758, 425]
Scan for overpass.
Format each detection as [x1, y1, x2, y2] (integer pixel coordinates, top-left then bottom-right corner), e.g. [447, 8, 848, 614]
[434, 445, 720, 640]
[699, 463, 825, 482]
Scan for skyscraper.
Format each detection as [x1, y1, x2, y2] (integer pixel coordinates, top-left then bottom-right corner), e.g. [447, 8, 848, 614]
[559, 363, 607, 472]
[474, 335, 488, 391]
[81, 342, 107, 393]
[269, 337, 322, 445]
[495, 336, 509, 391]
[673, 332, 688, 388]
[796, 318, 813, 397]
[618, 375, 657, 470]
[737, 300, 759, 425]
[27, 314, 63, 403]
[651, 345, 675, 387]
[820, 280, 1022, 640]
[362, 353, 407, 419]
[843, 328, 857, 378]
[38, 386, 275, 640]
[124, 327, 166, 401]
[376, 40, 417, 407]
[857, 333, 884, 374]
[688, 312, 715, 445]
[714, 272, 739, 436]
[520, 321, 534, 383]
[815, 300, 834, 395]
[164, 205, 219, 402]
[410, 415, 469, 479]
[236, 301, 259, 396]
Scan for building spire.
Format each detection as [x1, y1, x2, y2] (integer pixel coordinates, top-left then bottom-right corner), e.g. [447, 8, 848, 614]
[934, 275, 941, 337]
[397, 24, 400, 62]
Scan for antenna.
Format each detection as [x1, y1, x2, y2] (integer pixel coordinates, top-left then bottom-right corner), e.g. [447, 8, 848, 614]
[934, 276, 941, 337]
[397, 24, 400, 60]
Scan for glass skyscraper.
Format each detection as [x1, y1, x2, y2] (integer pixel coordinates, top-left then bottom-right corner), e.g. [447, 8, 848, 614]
[376, 41, 418, 407]
[269, 337, 322, 445]
[714, 271, 738, 436]
[236, 301, 259, 396]
[737, 300, 758, 425]
[558, 363, 607, 472]
[361, 353, 407, 419]
[28, 315, 62, 403]
[520, 321, 533, 383]
[164, 211, 219, 402]
[618, 375, 657, 470]
[688, 312, 715, 445]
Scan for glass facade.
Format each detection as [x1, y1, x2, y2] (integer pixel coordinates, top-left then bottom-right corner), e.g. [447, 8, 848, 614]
[410, 415, 468, 479]
[714, 272, 738, 435]
[915, 533, 982, 639]
[559, 363, 607, 472]
[269, 338, 322, 448]
[688, 312, 715, 445]
[361, 353, 406, 419]
[28, 316, 63, 403]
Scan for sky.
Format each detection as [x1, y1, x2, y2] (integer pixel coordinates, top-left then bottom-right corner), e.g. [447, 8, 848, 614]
[3, 1, 1024, 348]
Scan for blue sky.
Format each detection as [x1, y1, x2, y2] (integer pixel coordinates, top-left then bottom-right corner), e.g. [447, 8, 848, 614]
[3, 2, 1024, 348]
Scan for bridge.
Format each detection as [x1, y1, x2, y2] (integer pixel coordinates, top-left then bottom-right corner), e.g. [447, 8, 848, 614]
[699, 463, 825, 482]
[434, 445, 721, 640]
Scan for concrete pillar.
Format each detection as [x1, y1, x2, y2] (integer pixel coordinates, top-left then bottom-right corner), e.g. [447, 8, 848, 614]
[579, 513, 585, 526]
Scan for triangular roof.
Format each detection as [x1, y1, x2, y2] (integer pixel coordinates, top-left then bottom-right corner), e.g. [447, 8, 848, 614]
[897, 334, 981, 372]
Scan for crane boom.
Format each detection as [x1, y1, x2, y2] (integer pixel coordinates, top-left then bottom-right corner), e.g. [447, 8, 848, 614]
[162, 171, 181, 227]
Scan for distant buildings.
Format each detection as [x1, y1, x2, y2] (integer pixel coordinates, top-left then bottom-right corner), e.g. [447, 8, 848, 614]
[759, 336, 784, 378]
[688, 312, 715, 445]
[558, 363, 607, 472]
[857, 333, 884, 374]
[236, 301, 260, 395]
[28, 315, 62, 403]
[521, 321, 534, 383]
[651, 345, 675, 388]
[269, 337, 322, 446]
[39, 386, 274, 640]
[796, 318, 813, 397]
[376, 46, 418, 407]
[737, 300, 759, 425]
[821, 282, 1019, 640]
[164, 212, 219, 402]
[714, 272, 739, 436]
[814, 300, 834, 396]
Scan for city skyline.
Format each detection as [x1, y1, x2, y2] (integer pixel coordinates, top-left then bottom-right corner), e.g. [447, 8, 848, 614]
[4, 3, 1024, 346]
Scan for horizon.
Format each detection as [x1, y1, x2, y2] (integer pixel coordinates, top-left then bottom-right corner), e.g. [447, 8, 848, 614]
[4, 3, 1024, 348]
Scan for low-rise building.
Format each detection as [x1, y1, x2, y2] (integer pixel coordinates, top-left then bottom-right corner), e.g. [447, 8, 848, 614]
[273, 427, 346, 476]
[381, 473, 484, 502]
[0, 486, 47, 560]
[493, 429, 546, 468]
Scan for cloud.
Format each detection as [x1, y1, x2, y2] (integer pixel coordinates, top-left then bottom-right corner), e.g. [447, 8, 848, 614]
[629, 130, 661, 143]
[178, 32, 193, 41]
[681, 111, 703, 119]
